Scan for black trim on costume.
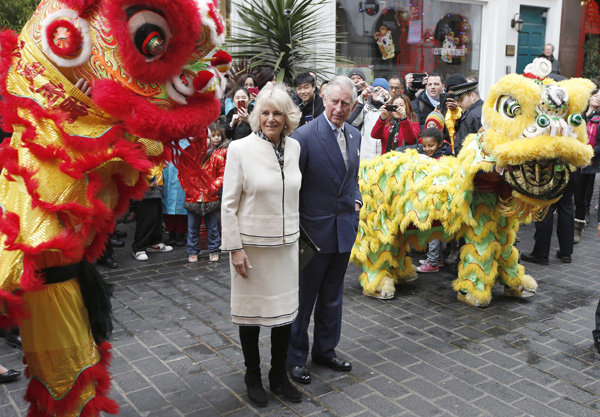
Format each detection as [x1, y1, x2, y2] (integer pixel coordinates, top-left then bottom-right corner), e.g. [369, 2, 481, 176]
[42, 261, 114, 344]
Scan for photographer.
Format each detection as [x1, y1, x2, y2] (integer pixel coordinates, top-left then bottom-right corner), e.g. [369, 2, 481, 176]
[371, 93, 420, 154]
[225, 87, 253, 140]
[348, 78, 391, 160]
[410, 73, 445, 131]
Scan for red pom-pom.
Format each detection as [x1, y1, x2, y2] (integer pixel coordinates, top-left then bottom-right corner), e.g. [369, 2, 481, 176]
[193, 70, 216, 93]
[210, 50, 232, 73]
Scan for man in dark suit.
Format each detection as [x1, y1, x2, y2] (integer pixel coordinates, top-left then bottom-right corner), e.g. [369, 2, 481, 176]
[287, 76, 362, 384]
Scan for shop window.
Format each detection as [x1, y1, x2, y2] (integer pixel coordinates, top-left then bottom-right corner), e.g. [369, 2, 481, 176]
[336, 0, 482, 82]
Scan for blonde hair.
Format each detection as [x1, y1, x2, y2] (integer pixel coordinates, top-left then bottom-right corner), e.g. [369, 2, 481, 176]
[248, 84, 301, 136]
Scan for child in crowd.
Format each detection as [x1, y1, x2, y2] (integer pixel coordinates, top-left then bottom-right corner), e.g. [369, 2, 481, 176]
[183, 124, 227, 263]
[416, 128, 451, 273]
[225, 87, 253, 140]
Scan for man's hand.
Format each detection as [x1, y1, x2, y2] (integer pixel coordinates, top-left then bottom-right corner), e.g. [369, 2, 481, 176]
[405, 73, 414, 90]
[232, 249, 253, 278]
[75, 79, 91, 96]
[445, 97, 458, 111]
[355, 202, 361, 212]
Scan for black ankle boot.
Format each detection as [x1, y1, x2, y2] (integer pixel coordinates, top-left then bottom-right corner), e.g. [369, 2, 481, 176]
[245, 373, 268, 407]
[269, 370, 301, 403]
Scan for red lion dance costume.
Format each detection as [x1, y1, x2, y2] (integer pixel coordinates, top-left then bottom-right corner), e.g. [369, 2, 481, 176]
[0, 0, 231, 415]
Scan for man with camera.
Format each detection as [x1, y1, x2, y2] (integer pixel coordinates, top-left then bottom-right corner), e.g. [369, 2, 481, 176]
[348, 78, 391, 160]
[409, 73, 445, 131]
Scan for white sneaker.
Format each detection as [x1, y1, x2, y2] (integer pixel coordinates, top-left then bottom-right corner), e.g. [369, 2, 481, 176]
[147, 243, 173, 253]
[133, 251, 148, 261]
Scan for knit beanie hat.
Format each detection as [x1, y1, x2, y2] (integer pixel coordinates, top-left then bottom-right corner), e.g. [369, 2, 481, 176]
[348, 68, 366, 81]
[425, 110, 445, 130]
[372, 78, 389, 91]
[445, 74, 468, 92]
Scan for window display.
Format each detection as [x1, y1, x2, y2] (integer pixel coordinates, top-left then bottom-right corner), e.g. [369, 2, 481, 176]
[336, 0, 482, 82]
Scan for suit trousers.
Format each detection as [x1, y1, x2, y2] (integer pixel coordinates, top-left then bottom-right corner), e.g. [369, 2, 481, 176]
[132, 198, 163, 252]
[593, 300, 600, 341]
[287, 251, 350, 366]
[530, 179, 574, 258]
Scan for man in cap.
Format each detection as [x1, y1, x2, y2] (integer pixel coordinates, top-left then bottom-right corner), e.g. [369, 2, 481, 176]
[450, 77, 481, 156]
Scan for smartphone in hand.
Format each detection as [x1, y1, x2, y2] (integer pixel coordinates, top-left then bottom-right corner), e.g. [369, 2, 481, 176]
[238, 99, 246, 111]
[248, 87, 259, 95]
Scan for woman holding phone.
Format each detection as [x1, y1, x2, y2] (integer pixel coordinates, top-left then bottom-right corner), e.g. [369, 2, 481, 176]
[371, 93, 420, 153]
[225, 87, 253, 140]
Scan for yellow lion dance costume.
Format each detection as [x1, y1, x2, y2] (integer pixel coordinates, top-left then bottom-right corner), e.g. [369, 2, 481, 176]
[352, 59, 595, 307]
[0, 0, 229, 415]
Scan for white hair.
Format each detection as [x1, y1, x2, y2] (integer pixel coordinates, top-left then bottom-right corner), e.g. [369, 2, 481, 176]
[323, 76, 358, 103]
[248, 84, 301, 136]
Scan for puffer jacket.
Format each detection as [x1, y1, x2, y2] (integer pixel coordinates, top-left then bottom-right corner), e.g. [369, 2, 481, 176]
[184, 145, 226, 204]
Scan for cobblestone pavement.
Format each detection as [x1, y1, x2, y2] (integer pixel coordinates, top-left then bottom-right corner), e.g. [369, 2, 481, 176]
[1, 220, 600, 417]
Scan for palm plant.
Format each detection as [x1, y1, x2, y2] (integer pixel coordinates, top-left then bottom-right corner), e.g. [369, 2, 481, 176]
[226, 0, 340, 84]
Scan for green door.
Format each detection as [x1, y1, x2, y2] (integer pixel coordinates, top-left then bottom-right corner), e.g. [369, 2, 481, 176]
[516, 6, 547, 73]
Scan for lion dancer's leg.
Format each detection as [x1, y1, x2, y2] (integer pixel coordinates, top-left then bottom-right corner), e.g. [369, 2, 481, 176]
[19, 261, 119, 416]
[453, 201, 498, 307]
[495, 217, 537, 299]
[355, 239, 416, 300]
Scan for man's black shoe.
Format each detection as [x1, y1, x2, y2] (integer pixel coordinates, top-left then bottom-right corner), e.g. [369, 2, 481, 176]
[287, 365, 311, 384]
[312, 356, 352, 372]
[0, 369, 20, 383]
[98, 255, 119, 268]
[114, 230, 127, 239]
[594, 337, 600, 354]
[5, 333, 21, 349]
[110, 238, 125, 248]
[520, 252, 549, 265]
[556, 250, 572, 264]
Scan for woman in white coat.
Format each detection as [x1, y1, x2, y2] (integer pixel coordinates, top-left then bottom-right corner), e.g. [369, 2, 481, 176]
[221, 84, 302, 407]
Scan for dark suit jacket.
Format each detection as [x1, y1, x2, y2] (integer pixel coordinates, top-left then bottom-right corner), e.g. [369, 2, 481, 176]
[291, 114, 362, 254]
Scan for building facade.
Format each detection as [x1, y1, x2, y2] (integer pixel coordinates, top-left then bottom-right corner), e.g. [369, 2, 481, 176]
[226, 0, 572, 95]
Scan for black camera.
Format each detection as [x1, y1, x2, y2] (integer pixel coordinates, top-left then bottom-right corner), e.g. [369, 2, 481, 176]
[411, 73, 426, 86]
[440, 92, 456, 108]
[384, 104, 397, 112]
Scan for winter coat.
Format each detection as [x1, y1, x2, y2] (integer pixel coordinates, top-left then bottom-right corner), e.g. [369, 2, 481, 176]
[225, 106, 253, 140]
[162, 162, 187, 215]
[582, 110, 600, 174]
[538, 53, 561, 75]
[412, 91, 438, 130]
[350, 100, 386, 160]
[184, 143, 227, 204]
[296, 95, 325, 126]
[371, 116, 420, 153]
[454, 99, 483, 156]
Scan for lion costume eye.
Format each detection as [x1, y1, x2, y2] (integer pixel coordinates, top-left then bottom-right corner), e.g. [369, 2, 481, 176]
[537, 114, 551, 128]
[568, 113, 583, 127]
[495, 95, 521, 118]
[127, 8, 171, 61]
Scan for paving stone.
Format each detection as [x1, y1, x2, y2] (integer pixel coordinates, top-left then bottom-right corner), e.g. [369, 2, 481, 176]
[127, 387, 169, 412]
